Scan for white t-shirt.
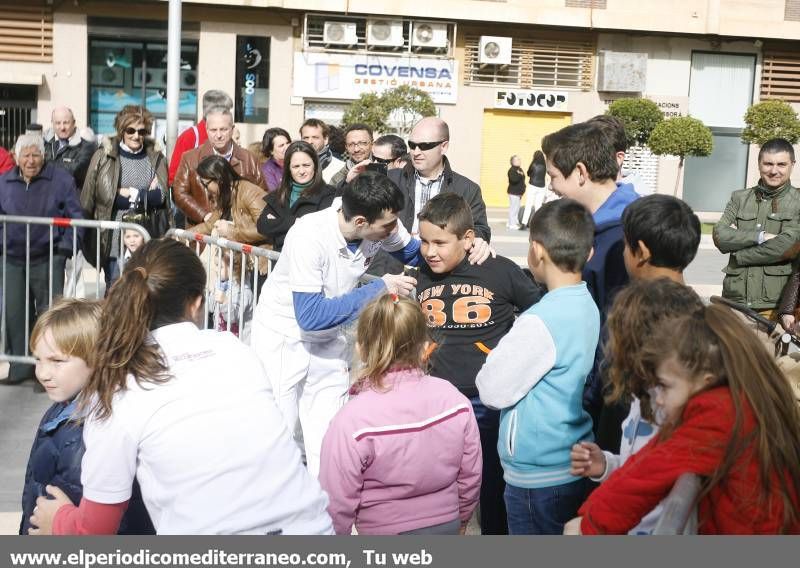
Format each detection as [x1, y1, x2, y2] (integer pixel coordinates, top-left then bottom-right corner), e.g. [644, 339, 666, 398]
[80, 322, 333, 535]
[255, 197, 410, 342]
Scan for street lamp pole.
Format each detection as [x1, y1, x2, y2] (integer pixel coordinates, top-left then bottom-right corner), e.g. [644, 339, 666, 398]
[166, 0, 182, 159]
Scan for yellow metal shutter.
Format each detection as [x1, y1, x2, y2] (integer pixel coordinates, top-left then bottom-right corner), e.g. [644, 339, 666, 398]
[479, 109, 571, 207]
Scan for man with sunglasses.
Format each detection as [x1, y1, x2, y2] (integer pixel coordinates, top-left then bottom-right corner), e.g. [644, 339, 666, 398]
[389, 117, 490, 242]
[173, 106, 265, 227]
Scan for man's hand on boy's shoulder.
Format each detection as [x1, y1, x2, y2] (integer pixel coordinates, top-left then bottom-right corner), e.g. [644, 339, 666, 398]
[468, 238, 496, 265]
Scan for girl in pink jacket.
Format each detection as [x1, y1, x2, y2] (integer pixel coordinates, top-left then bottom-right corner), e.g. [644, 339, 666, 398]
[319, 294, 482, 535]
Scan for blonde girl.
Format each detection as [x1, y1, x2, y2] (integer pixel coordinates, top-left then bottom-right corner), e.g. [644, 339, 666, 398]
[318, 294, 482, 535]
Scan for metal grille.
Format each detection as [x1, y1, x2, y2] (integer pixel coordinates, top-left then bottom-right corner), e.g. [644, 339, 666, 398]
[761, 46, 800, 102]
[0, 84, 36, 150]
[0, 4, 53, 62]
[463, 34, 594, 90]
[624, 145, 659, 195]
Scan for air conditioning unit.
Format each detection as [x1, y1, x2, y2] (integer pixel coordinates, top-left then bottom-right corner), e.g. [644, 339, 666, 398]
[411, 21, 449, 49]
[597, 51, 647, 93]
[90, 65, 124, 87]
[180, 69, 198, 89]
[479, 36, 512, 65]
[323, 21, 358, 46]
[135, 68, 167, 89]
[368, 19, 404, 47]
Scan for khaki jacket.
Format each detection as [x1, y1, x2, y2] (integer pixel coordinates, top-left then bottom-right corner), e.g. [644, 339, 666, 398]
[173, 141, 265, 225]
[713, 183, 800, 310]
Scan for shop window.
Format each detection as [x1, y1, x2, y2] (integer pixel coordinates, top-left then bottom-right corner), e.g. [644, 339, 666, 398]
[88, 39, 198, 136]
[761, 46, 800, 102]
[0, 4, 53, 63]
[464, 34, 594, 90]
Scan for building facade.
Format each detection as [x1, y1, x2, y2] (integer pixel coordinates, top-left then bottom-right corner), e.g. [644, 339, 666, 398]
[3, 0, 800, 214]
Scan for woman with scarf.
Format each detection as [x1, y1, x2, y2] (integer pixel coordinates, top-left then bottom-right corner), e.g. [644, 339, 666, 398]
[256, 141, 336, 252]
[81, 105, 167, 290]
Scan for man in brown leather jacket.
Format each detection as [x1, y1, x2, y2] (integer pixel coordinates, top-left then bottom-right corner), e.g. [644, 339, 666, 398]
[172, 106, 265, 226]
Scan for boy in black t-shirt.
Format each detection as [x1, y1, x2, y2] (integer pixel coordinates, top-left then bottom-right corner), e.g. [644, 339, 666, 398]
[416, 193, 541, 535]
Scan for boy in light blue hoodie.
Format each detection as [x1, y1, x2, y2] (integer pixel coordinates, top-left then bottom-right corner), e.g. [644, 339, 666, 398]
[476, 198, 599, 535]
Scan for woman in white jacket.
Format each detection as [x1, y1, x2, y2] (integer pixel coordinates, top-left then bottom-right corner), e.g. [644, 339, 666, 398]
[30, 238, 333, 535]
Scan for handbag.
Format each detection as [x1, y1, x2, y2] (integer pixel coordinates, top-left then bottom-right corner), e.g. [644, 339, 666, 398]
[122, 184, 174, 239]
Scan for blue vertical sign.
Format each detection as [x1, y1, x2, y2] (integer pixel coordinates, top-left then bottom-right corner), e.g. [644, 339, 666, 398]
[235, 36, 270, 124]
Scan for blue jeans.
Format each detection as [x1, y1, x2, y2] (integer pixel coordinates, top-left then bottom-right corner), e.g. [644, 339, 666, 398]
[504, 478, 590, 535]
[470, 396, 508, 535]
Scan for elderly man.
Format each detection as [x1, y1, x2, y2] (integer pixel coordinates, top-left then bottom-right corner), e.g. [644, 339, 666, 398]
[714, 137, 800, 316]
[300, 119, 345, 185]
[168, 89, 233, 186]
[0, 134, 83, 385]
[43, 106, 96, 190]
[172, 106, 264, 226]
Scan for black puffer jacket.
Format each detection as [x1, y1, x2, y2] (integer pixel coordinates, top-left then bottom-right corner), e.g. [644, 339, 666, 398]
[20, 401, 154, 535]
[44, 129, 97, 190]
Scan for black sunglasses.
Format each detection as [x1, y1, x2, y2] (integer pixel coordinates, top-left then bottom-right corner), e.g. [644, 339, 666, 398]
[408, 140, 446, 151]
[372, 156, 394, 165]
[124, 127, 149, 137]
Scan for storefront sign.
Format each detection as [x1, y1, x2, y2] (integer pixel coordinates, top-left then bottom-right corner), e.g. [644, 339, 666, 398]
[602, 96, 688, 118]
[293, 52, 458, 105]
[235, 36, 270, 124]
[494, 89, 569, 111]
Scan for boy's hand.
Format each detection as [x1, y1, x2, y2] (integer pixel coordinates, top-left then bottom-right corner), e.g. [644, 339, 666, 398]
[28, 485, 74, 536]
[569, 441, 606, 478]
[382, 273, 417, 296]
[468, 238, 496, 265]
[563, 517, 583, 535]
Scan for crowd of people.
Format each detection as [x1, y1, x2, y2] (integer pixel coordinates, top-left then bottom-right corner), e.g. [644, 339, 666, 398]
[1, 88, 800, 536]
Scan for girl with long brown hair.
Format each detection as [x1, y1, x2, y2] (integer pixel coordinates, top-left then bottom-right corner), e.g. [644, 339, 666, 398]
[29, 239, 333, 535]
[318, 294, 482, 535]
[571, 303, 800, 534]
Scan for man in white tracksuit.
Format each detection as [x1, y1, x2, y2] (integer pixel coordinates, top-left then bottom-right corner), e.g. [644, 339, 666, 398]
[251, 172, 420, 476]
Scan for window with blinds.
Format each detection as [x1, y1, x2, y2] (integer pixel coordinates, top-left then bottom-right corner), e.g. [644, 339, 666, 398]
[761, 47, 800, 102]
[463, 34, 594, 90]
[0, 5, 53, 62]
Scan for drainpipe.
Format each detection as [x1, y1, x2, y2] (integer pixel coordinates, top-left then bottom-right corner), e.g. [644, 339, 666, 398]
[166, 0, 182, 159]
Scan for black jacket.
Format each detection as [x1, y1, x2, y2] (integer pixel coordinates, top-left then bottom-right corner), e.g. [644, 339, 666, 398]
[44, 130, 97, 190]
[256, 184, 337, 251]
[507, 166, 526, 196]
[20, 401, 154, 535]
[388, 157, 491, 241]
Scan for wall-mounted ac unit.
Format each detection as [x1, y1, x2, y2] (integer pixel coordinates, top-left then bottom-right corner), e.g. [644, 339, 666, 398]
[368, 19, 404, 47]
[90, 65, 124, 86]
[180, 69, 198, 89]
[479, 36, 512, 65]
[411, 21, 448, 49]
[597, 51, 647, 93]
[135, 68, 167, 89]
[323, 21, 358, 46]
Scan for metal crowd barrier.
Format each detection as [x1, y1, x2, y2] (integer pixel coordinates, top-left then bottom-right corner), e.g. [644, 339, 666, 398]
[166, 229, 280, 345]
[0, 215, 151, 365]
[651, 473, 700, 535]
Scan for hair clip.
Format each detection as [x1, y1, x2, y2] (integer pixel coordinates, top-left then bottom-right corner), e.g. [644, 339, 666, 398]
[390, 293, 399, 304]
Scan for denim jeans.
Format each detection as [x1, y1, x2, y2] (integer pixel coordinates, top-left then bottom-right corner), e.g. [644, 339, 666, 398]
[504, 478, 590, 535]
[470, 396, 508, 535]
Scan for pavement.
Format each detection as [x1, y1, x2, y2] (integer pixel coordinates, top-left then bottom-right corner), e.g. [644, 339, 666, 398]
[0, 207, 727, 535]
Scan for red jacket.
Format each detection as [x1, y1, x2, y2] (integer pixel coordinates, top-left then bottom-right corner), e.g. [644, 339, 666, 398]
[579, 386, 800, 535]
[168, 120, 207, 186]
[0, 146, 14, 175]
